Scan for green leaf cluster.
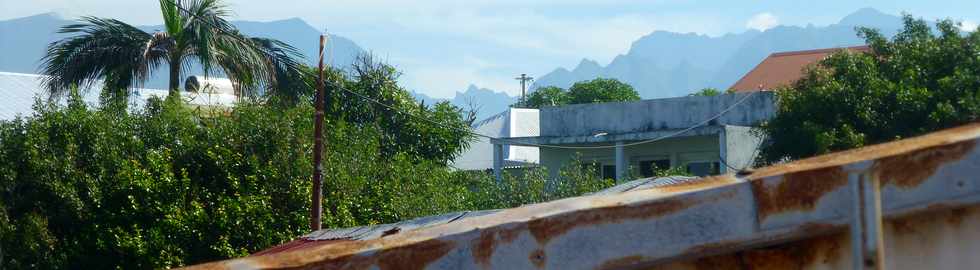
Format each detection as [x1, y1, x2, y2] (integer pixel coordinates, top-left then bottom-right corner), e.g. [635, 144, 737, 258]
[759, 16, 980, 164]
[521, 78, 641, 108]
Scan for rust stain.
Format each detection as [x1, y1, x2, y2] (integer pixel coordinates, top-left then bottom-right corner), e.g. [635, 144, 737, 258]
[888, 218, 917, 235]
[528, 189, 738, 245]
[376, 239, 454, 270]
[750, 166, 847, 221]
[682, 233, 847, 270]
[470, 225, 525, 268]
[527, 197, 691, 245]
[888, 205, 974, 236]
[684, 239, 742, 256]
[749, 233, 843, 268]
[947, 207, 969, 226]
[595, 255, 647, 270]
[471, 229, 496, 267]
[874, 140, 976, 188]
[253, 239, 452, 270]
[529, 249, 546, 268]
[499, 226, 521, 243]
[690, 254, 744, 270]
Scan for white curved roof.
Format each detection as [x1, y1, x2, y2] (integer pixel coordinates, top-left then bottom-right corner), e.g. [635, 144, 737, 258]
[0, 72, 238, 121]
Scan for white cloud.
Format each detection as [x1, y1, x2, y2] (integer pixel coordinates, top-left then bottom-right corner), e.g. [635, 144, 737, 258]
[746, 12, 779, 31]
[960, 20, 978, 32]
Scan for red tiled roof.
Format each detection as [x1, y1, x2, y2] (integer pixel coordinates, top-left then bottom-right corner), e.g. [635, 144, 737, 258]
[729, 46, 870, 92]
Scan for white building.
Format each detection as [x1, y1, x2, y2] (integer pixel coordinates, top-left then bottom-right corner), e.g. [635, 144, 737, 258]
[0, 72, 237, 121]
[451, 108, 539, 171]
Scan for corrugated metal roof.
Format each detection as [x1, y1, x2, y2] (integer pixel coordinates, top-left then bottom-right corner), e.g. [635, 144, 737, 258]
[729, 46, 870, 92]
[249, 176, 699, 256]
[0, 71, 101, 120]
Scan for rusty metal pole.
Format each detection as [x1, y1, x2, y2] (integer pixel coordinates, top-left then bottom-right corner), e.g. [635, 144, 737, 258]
[311, 35, 326, 231]
[850, 170, 885, 270]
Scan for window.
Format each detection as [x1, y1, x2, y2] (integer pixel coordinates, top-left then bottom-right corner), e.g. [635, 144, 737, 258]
[638, 159, 671, 178]
[601, 165, 617, 180]
[686, 161, 720, 177]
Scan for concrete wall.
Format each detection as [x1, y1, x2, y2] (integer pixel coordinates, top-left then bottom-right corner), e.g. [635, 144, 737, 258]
[506, 108, 539, 164]
[722, 125, 765, 172]
[540, 134, 720, 179]
[540, 91, 774, 137]
[451, 108, 540, 170]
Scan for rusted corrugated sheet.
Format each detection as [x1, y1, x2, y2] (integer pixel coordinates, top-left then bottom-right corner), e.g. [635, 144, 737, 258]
[182, 123, 980, 270]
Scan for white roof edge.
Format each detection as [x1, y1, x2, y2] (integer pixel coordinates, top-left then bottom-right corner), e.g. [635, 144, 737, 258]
[0, 71, 46, 77]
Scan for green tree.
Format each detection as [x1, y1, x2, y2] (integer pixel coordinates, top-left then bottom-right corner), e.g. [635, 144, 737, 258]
[40, 0, 306, 102]
[523, 86, 569, 108]
[567, 78, 641, 104]
[689, 87, 723, 97]
[758, 16, 980, 164]
[331, 56, 475, 163]
[521, 78, 640, 108]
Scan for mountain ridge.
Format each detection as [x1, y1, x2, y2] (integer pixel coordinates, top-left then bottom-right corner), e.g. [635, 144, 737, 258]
[530, 8, 904, 98]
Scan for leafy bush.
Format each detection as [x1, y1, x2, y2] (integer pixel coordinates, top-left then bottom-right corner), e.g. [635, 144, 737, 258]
[759, 16, 980, 164]
[521, 78, 641, 108]
[0, 92, 620, 268]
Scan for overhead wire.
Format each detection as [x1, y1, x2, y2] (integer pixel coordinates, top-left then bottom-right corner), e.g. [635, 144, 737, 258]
[160, 0, 762, 151]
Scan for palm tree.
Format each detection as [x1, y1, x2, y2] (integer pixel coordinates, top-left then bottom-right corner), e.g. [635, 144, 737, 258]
[41, 0, 307, 103]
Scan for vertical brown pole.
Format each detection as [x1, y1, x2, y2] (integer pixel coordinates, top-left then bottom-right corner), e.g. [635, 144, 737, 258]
[311, 35, 326, 231]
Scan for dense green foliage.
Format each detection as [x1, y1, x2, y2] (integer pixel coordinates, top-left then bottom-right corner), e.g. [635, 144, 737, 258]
[0, 57, 629, 268]
[523, 86, 568, 108]
[689, 88, 723, 97]
[41, 0, 306, 102]
[522, 78, 641, 108]
[0, 93, 621, 269]
[759, 16, 980, 163]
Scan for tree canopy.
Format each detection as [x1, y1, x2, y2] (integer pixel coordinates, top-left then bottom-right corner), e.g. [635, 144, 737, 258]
[521, 78, 640, 108]
[758, 15, 980, 164]
[689, 88, 723, 97]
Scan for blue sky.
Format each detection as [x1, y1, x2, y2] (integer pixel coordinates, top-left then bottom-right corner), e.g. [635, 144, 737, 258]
[3, 0, 979, 98]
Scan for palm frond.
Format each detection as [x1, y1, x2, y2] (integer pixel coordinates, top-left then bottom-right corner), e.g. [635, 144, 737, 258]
[40, 16, 156, 100]
[249, 37, 309, 104]
[180, 0, 235, 75]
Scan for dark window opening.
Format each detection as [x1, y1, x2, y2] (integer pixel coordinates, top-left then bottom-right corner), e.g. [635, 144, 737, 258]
[686, 161, 720, 177]
[602, 165, 617, 180]
[639, 159, 671, 177]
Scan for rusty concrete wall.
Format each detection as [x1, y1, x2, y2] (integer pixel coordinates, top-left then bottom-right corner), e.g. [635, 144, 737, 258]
[655, 205, 980, 270]
[182, 123, 980, 270]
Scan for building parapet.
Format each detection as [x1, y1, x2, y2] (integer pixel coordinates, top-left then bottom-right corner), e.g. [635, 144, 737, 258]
[539, 92, 775, 138]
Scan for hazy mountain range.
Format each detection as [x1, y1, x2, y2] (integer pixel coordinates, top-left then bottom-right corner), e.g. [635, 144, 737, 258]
[412, 85, 519, 121]
[531, 8, 904, 98]
[1, 8, 911, 121]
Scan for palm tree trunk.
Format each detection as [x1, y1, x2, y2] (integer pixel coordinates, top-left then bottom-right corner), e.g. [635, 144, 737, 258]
[169, 55, 182, 95]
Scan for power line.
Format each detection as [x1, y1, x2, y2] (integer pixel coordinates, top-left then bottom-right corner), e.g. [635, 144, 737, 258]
[159, 0, 762, 151]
